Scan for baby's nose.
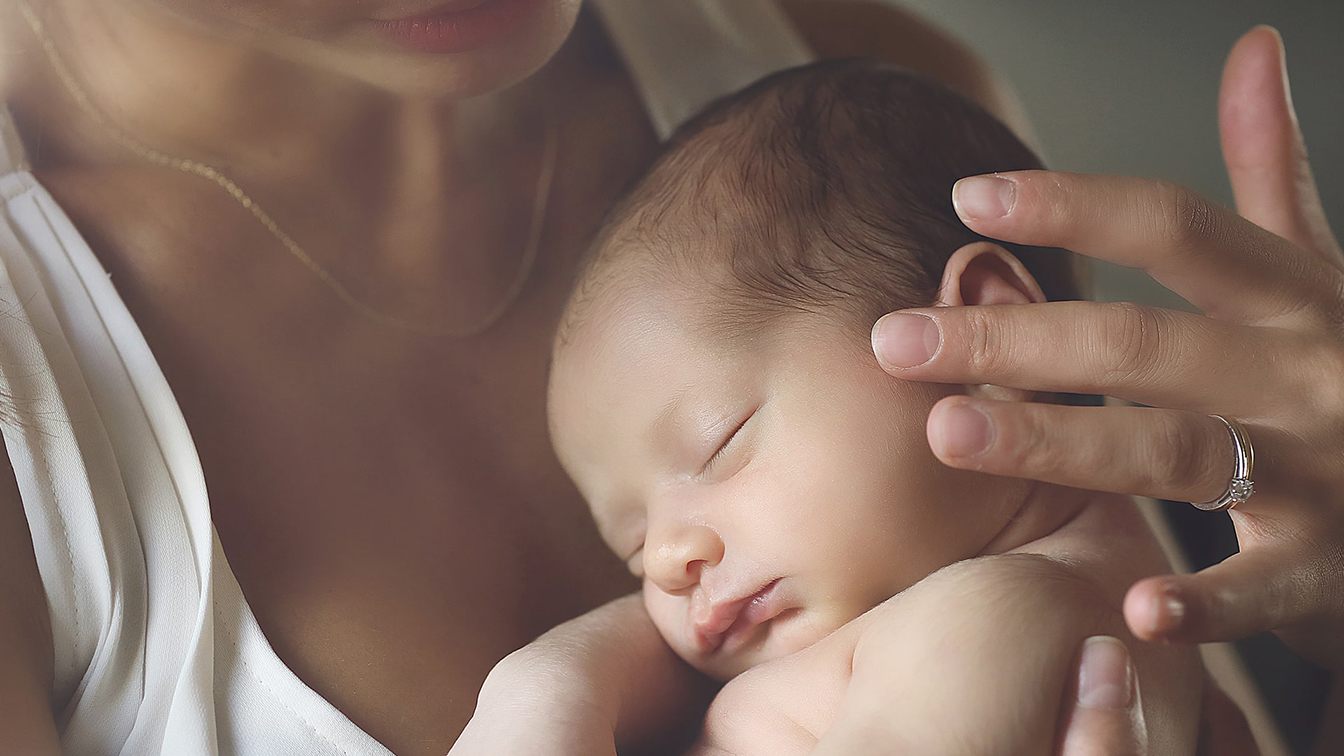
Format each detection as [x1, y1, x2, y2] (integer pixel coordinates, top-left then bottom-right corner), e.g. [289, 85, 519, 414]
[643, 523, 724, 594]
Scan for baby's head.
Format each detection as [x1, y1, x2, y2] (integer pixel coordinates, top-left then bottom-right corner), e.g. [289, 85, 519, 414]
[548, 60, 1080, 681]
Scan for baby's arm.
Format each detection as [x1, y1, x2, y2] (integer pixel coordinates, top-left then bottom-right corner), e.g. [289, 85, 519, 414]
[816, 554, 1201, 755]
[451, 593, 709, 756]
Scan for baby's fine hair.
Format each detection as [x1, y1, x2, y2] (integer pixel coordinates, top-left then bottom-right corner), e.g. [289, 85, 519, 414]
[572, 58, 1082, 335]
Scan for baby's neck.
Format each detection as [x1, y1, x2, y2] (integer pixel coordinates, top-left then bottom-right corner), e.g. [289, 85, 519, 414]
[975, 482, 1094, 557]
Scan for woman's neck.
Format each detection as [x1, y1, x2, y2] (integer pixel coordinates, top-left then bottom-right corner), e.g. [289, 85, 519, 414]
[8, 0, 554, 184]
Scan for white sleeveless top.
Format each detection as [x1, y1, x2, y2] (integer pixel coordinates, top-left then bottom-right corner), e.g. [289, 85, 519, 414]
[0, 2, 811, 753]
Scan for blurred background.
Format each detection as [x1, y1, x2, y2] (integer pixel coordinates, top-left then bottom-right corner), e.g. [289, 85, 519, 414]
[892, 1, 1342, 752]
[897, 0, 1343, 308]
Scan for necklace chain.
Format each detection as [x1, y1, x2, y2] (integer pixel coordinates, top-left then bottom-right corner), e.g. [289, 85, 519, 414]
[17, 1, 559, 338]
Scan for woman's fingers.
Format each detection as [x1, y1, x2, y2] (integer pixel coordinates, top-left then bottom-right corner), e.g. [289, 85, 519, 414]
[1220, 26, 1342, 261]
[925, 398, 1255, 504]
[1124, 551, 1289, 644]
[951, 170, 1342, 324]
[1056, 640, 1265, 756]
[1057, 637, 1147, 756]
[1124, 546, 1344, 670]
[872, 302, 1302, 415]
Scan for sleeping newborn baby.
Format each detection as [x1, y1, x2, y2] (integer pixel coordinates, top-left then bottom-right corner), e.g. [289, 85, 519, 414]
[546, 60, 1201, 754]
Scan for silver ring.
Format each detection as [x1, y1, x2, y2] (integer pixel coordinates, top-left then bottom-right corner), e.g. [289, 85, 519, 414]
[1191, 415, 1255, 512]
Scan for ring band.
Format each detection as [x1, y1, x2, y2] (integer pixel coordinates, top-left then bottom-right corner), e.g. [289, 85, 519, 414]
[1192, 415, 1255, 512]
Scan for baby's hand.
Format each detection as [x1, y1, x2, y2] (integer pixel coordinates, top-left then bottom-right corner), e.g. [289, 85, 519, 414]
[448, 642, 618, 756]
[679, 629, 858, 756]
[682, 675, 814, 756]
[450, 593, 709, 756]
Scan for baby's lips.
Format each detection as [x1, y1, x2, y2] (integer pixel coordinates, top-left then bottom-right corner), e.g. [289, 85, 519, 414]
[690, 579, 784, 655]
[691, 597, 746, 654]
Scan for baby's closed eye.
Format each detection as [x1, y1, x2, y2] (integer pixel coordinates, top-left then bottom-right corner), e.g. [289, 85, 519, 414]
[697, 406, 759, 482]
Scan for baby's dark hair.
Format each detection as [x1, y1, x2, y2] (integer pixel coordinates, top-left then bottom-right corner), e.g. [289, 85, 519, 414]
[570, 58, 1081, 339]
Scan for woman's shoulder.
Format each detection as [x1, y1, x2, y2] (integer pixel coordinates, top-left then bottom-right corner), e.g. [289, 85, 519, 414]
[778, 0, 1035, 139]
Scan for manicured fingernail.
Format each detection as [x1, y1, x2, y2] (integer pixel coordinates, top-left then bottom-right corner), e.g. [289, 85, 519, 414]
[1077, 636, 1134, 710]
[872, 313, 940, 369]
[953, 175, 1017, 220]
[930, 402, 992, 458]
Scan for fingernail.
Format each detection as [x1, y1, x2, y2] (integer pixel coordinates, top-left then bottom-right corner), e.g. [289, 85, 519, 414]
[931, 402, 993, 458]
[1077, 636, 1134, 710]
[1149, 588, 1186, 637]
[872, 313, 940, 369]
[953, 175, 1017, 221]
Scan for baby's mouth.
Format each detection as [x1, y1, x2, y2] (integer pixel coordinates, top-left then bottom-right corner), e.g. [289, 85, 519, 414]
[691, 579, 786, 655]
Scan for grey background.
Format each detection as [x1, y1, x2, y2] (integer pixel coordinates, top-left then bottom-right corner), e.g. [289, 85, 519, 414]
[897, 0, 1344, 308]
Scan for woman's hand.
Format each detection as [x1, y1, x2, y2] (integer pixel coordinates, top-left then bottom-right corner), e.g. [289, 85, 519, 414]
[870, 27, 1344, 669]
[1055, 637, 1149, 756]
[449, 593, 709, 756]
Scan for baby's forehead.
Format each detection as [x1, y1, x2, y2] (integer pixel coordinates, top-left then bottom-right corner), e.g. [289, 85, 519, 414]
[558, 258, 749, 366]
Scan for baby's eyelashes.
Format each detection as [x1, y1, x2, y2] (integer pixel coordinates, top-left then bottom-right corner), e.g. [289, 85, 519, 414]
[695, 408, 758, 482]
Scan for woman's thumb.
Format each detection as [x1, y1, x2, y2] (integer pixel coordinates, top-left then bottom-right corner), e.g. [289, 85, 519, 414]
[1219, 26, 1341, 260]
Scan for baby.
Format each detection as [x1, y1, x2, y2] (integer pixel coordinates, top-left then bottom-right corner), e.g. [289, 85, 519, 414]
[546, 60, 1201, 754]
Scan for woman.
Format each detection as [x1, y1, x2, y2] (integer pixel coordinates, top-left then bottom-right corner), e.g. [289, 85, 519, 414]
[0, 2, 1336, 755]
[0, 1, 1055, 752]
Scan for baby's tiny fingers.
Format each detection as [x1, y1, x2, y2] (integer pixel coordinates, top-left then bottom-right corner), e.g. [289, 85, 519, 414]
[926, 399, 1250, 505]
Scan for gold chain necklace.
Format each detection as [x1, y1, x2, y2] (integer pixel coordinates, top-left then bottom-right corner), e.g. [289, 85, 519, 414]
[17, 1, 559, 338]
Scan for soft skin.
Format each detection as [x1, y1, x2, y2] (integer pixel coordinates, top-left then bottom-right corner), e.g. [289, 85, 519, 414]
[548, 244, 1202, 753]
[20, 0, 585, 99]
[551, 280, 1020, 680]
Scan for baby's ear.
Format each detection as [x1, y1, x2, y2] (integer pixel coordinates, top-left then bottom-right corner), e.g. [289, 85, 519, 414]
[936, 241, 1046, 307]
[936, 242, 1046, 402]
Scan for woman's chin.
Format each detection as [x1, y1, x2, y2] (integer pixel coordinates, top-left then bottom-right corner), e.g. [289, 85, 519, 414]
[290, 4, 579, 100]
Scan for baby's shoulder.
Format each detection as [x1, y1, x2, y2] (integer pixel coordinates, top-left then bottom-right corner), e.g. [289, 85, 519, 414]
[845, 505, 1200, 754]
[866, 552, 1111, 649]
[855, 495, 1166, 674]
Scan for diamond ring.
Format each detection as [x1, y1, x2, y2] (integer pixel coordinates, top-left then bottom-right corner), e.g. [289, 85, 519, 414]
[1191, 415, 1255, 512]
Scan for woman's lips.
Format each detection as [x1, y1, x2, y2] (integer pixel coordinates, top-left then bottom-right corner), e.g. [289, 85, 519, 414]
[693, 579, 786, 655]
[372, 0, 545, 54]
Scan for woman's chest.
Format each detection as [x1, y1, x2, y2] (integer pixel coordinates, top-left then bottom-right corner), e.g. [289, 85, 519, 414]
[17, 42, 657, 753]
[193, 351, 636, 755]
[34, 154, 650, 756]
